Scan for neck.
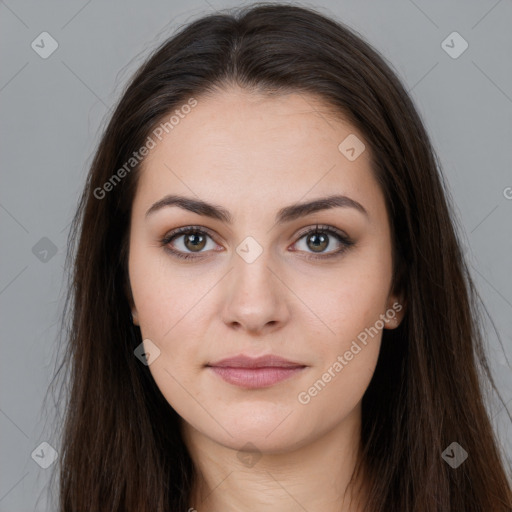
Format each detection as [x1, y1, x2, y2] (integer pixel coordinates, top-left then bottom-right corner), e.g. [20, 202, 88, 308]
[181, 404, 367, 512]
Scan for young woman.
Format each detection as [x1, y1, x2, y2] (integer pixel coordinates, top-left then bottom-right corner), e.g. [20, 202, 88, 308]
[52, 3, 512, 511]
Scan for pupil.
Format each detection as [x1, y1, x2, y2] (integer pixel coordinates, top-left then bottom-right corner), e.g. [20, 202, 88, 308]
[186, 233, 206, 251]
[309, 232, 327, 252]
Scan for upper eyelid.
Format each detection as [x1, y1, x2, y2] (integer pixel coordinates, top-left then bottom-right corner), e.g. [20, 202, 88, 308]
[163, 225, 217, 242]
[295, 224, 350, 239]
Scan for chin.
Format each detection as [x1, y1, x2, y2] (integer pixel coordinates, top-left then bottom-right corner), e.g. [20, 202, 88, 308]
[196, 408, 315, 454]
[214, 428, 309, 455]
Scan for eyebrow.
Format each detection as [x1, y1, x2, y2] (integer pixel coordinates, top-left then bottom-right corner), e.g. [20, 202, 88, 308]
[145, 193, 369, 224]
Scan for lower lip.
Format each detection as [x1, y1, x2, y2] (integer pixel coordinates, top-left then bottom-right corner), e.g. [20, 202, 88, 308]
[208, 366, 306, 389]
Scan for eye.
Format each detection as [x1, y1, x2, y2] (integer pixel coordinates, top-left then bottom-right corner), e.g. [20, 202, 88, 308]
[160, 224, 354, 261]
[291, 224, 354, 260]
[160, 226, 220, 260]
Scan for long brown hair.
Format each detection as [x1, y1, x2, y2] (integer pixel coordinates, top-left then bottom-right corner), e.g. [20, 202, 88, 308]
[49, 3, 512, 510]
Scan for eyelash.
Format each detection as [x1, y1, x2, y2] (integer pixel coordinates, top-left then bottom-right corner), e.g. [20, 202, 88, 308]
[160, 224, 354, 261]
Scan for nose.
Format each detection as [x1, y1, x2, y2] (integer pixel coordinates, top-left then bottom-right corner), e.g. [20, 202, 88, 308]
[220, 249, 290, 336]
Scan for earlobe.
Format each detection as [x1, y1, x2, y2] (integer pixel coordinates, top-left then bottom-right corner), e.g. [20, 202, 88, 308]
[123, 274, 139, 325]
[384, 316, 400, 329]
[384, 293, 406, 330]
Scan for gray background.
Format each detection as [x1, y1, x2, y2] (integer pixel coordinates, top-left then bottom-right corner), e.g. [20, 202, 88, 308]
[1, 0, 511, 510]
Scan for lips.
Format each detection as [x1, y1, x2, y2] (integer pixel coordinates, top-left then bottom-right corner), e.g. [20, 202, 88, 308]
[207, 354, 305, 368]
[206, 355, 307, 389]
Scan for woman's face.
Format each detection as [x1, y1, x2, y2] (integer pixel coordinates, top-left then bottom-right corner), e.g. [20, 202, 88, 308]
[128, 87, 403, 453]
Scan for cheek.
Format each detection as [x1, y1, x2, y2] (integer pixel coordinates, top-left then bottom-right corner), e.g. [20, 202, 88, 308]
[129, 242, 200, 338]
[292, 250, 392, 348]
[295, 341, 380, 435]
[294, 276, 388, 420]
[291, 248, 391, 403]
[129, 255, 205, 415]
[128, 245, 215, 387]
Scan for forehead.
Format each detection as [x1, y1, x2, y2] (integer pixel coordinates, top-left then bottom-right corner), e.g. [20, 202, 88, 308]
[133, 87, 384, 219]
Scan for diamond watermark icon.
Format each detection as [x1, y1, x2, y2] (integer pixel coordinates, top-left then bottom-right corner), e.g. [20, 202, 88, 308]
[441, 32, 468, 59]
[32, 237, 58, 263]
[134, 339, 161, 366]
[31, 32, 59, 59]
[31, 441, 58, 469]
[441, 441, 468, 468]
[236, 442, 262, 468]
[236, 236, 263, 264]
[338, 134, 366, 161]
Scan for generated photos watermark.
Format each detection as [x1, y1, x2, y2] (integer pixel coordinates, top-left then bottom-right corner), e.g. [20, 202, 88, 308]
[93, 97, 197, 200]
[297, 301, 403, 405]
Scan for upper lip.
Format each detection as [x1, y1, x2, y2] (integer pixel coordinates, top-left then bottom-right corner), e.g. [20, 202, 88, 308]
[206, 355, 306, 368]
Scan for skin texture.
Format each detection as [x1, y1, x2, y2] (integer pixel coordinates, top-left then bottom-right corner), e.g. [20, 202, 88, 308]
[127, 86, 404, 511]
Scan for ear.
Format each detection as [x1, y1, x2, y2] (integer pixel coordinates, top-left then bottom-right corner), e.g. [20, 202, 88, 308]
[383, 291, 406, 330]
[124, 277, 140, 326]
[131, 308, 140, 326]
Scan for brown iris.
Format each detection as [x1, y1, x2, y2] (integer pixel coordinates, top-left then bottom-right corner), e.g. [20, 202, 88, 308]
[184, 232, 207, 252]
[306, 231, 329, 252]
